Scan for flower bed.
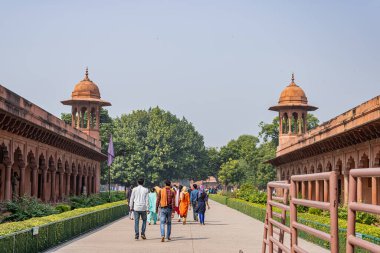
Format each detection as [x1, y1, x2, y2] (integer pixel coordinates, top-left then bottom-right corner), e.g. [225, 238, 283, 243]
[209, 195, 380, 252]
[0, 200, 128, 253]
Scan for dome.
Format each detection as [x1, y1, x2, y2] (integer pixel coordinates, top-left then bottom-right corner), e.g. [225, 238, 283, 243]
[71, 69, 100, 99]
[268, 74, 317, 112]
[61, 68, 111, 107]
[278, 80, 308, 105]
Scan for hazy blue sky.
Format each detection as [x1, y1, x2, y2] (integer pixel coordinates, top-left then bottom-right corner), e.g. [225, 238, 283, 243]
[1, 1, 379, 147]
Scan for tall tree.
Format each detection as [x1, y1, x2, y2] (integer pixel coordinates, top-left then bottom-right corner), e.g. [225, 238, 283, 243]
[110, 107, 208, 186]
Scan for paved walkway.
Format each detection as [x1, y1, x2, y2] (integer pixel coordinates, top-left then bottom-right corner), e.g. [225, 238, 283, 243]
[49, 200, 329, 253]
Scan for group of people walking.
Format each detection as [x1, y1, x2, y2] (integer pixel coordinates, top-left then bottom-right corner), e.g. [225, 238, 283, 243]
[128, 178, 210, 242]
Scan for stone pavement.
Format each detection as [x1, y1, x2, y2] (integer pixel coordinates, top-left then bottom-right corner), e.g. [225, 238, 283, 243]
[49, 200, 329, 253]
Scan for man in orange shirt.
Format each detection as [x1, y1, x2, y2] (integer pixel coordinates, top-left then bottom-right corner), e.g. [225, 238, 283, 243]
[156, 179, 176, 242]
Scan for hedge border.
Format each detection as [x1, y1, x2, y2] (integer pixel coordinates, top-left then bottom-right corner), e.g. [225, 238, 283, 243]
[0, 202, 129, 253]
[209, 194, 380, 253]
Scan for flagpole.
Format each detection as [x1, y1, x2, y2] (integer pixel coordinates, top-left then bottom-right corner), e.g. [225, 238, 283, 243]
[108, 164, 111, 203]
[107, 134, 114, 203]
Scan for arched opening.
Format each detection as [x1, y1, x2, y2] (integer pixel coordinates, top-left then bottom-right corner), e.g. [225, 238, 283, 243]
[11, 147, 24, 199]
[48, 156, 56, 202]
[359, 154, 370, 203]
[37, 154, 46, 200]
[336, 159, 343, 204]
[0, 143, 9, 201]
[26, 150, 36, 197]
[291, 112, 298, 134]
[282, 113, 289, 134]
[64, 161, 70, 198]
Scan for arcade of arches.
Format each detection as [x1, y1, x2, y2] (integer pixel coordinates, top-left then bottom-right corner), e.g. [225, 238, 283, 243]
[269, 75, 380, 206]
[0, 69, 110, 202]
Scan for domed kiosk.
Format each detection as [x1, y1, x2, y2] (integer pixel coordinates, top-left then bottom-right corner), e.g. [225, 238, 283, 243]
[61, 68, 111, 140]
[269, 74, 317, 148]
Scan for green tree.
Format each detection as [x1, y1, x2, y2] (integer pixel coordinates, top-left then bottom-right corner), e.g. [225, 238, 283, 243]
[218, 159, 247, 188]
[109, 107, 208, 186]
[258, 114, 319, 146]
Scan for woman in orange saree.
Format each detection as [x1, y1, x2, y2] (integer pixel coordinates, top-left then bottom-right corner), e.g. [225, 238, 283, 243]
[179, 186, 190, 224]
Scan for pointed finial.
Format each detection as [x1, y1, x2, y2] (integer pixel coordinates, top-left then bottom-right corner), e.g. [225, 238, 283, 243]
[291, 72, 295, 83]
[85, 67, 89, 80]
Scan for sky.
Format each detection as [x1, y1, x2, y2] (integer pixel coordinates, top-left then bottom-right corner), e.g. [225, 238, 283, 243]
[0, 1, 379, 147]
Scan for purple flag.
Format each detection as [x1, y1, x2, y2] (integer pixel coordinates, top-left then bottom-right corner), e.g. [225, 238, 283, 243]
[107, 134, 114, 166]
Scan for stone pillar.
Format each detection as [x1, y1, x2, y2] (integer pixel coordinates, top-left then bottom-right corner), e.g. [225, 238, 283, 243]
[298, 118, 302, 134]
[4, 161, 12, 201]
[78, 174, 82, 195]
[42, 168, 48, 201]
[59, 172, 64, 200]
[66, 173, 71, 197]
[19, 165, 26, 197]
[72, 173, 77, 196]
[308, 181, 312, 200]
[372, 177, 378, 205]
[279, 113, 283, 135]
[71, 107, 75, 128]
[357, 177, 363, 203]
[50, 170, 56, 202]
[315, 180, 320, 201]
[87, 107, 91, 129]
[344, 172, 349, 206]
[301, 181, 306, 199]
[96, 107, 100, 129]
[323, 179, 329, 202]
[31, 165, 38, 197]
[288, 115, 292, 134]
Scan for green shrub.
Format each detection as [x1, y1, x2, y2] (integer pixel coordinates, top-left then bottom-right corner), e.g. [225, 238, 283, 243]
[356, 211, 378, 225]
[0, 200, 127, 237]
[308, 207, 322, 215]
[69, 194, 106, 209]
[338, 207, 348, 219]
[55, 204, 71, 213]
[3, 196, 58, 222]
[235, 183, 267, 204]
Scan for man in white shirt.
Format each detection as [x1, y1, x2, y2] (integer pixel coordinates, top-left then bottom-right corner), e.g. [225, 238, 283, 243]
[129, 178, 149, 240]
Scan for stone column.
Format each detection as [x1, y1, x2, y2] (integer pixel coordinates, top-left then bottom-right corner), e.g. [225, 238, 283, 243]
[72, 173, 77, 196]
[308, 181, 312, 200]
[323, 179, 329, 202]
[357, 177, 363, 203]
[78, 174, 82, 195]
[96, 107, 100, 129]
[372, 177, 378, 205]
[315, 180, 320, 201]
[288, 115, 292, 134]
[19, 164, 26, 197]
[301, 181, 306, 199]
[59, 172, 64, 200]
[4, 160, 12, 201]
[344, 172, 349, 206]
[42, 168, 48, 201]
[31, 165, 38, 197]
[50, 170, 56, 202]
[71, 107, 75, 128]
[87, 107, 91, 129]
[66, 173, 71, 197]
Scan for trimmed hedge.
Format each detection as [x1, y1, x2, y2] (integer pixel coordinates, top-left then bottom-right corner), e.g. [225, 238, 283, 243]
[210, 195, 380, 253]
[0, 201, 128, 253]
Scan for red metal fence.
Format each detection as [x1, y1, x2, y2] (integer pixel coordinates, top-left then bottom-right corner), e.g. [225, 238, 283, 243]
[262, 181, 291, 253]
[290, 171, 339, 253]
[346, 168, 380, 253]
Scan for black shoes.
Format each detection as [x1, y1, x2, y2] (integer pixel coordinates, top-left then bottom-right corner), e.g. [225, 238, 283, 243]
[141, 234, 146, 240]
[135, 235, 139, 240]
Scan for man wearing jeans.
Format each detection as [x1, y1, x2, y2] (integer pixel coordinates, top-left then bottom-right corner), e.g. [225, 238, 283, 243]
[130, 178, 149, 240]
[190, 184, 199, 221]
[156, 179, 176, 242]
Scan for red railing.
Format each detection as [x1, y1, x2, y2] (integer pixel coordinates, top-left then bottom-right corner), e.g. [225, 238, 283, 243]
[262, 181, 291, 253]
[290, 171, 339, 253]
[346, 168, 380, 253]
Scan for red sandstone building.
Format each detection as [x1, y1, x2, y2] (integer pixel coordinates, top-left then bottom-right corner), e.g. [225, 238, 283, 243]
[269, 75, 380, 205]
[0, 69, 110, 202]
